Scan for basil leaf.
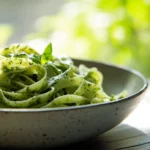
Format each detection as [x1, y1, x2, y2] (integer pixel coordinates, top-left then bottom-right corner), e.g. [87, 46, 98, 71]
[41, 43, 53, 65]
[28, 54, 41, 64]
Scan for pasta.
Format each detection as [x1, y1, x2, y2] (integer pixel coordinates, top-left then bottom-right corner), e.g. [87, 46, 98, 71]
[0, 43, 126, 108]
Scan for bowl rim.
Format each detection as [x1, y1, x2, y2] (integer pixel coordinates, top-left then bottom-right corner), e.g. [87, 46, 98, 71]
[0, 59, 148, 113]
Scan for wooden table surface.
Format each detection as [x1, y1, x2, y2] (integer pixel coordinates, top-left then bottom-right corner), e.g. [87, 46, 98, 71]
[55, 89, 150, 150]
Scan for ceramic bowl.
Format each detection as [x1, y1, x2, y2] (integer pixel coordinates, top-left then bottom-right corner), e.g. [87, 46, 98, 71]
[0, 59, 148, 148]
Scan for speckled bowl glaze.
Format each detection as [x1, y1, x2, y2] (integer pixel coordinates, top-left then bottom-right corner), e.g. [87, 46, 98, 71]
[0, 59, 148, 148]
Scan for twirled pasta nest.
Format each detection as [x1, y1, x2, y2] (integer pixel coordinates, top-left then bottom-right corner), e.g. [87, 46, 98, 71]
[0, 43, 126, 108]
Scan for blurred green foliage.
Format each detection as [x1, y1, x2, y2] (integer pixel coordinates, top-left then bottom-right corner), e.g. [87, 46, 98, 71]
[24, 0, 150, 77]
